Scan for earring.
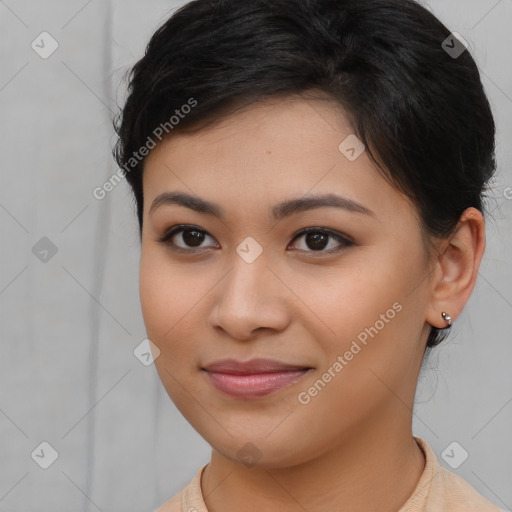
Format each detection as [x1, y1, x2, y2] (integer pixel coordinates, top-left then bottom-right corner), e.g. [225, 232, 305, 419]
[441, 312, 452, 327]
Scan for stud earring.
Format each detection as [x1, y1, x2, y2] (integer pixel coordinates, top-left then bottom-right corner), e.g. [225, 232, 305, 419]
[441, 312, 452, 327]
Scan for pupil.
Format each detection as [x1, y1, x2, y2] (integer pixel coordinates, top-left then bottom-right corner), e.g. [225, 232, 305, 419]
[306, 232, 327, 250]
[183, 229, 204, 247]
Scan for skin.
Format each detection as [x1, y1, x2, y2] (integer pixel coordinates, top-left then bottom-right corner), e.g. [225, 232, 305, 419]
[139, 94, 486, 512]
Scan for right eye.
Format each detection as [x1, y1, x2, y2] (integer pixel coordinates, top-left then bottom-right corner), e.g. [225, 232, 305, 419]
[158, 224, 219, 253]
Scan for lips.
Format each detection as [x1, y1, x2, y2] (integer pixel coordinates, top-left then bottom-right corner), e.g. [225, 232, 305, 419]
[201, 358, 313, 398]
[202, 358, 311, 374]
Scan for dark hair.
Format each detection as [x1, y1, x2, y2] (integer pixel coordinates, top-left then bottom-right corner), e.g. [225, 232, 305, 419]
[113, 0, 496, 348]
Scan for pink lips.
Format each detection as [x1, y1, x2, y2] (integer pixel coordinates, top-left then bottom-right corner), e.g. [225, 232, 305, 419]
[202, 358, 312, 398]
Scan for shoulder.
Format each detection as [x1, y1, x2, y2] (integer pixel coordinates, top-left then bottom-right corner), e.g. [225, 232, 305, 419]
[431, 464, 504, 511]
[402, 438, 504, 512]
[154, 464, 208, 512]
[153, 491, 182, 512]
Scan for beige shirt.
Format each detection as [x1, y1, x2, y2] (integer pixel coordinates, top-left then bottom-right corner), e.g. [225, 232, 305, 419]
[155, 437, 503, 512]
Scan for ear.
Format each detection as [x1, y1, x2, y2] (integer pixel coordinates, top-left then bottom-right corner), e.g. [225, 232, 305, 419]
[425, 207, 486, 329]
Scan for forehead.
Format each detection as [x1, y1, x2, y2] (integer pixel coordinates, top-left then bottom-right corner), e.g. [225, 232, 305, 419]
[142, 95, 412, 222]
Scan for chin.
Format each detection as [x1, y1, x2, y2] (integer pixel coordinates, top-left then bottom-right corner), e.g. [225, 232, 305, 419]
[197, 421, 325, 470]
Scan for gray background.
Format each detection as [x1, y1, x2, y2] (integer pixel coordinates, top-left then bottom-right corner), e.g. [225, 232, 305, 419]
[0, 1, 511, 511]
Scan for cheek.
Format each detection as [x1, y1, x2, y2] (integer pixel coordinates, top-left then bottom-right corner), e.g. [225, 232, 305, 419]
[304, 259, 402, 342]
[305, 245, 426, 373]
[138, 251, 213, 389]
[291, 273, 416, 441]
[139, 255, 203, 405]
[139, 259, 169, 341]
[139, 251, 197, 341]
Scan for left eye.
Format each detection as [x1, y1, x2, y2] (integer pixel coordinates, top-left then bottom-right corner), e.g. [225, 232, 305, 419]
[158, 225, 352, 254]
[288, 227, 352, 253]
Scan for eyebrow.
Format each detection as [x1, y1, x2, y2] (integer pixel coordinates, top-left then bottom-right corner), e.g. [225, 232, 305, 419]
[149, 191, 375, 221]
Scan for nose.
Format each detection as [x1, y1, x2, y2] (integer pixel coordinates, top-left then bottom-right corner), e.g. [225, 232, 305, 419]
[208, 254, 291, 341]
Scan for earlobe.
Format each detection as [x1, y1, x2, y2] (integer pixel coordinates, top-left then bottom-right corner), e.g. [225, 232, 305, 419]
[425, 207, 486, 329]
[441, 311, 452, 327]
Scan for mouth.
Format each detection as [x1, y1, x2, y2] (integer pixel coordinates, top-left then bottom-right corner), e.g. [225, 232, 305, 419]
[201, 358, 314, 399]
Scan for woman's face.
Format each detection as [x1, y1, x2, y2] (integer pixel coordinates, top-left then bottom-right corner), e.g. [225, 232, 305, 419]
[140, 95, 434, 468]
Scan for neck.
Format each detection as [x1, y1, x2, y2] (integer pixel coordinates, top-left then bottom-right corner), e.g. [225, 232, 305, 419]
[201, 414, 425, 512]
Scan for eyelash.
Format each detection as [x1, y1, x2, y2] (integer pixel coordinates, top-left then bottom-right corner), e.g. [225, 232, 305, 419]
[157, 224, 354, 256]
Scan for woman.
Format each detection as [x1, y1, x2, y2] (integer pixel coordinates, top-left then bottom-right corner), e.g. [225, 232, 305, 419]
[113, 0, 503, 510]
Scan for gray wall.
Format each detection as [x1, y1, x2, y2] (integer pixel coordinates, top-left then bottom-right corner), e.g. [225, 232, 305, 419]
[0, 1, 510, 511]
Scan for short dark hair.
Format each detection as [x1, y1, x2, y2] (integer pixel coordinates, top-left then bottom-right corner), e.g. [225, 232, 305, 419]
[113, 0, 497, 348]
